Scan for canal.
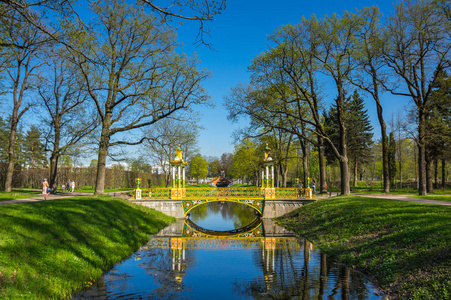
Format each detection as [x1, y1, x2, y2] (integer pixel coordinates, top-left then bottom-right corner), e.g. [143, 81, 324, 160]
[73, 202, 384, 299]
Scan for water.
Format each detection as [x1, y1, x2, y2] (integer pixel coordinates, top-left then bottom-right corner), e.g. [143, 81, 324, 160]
[73, 202, 384, 299]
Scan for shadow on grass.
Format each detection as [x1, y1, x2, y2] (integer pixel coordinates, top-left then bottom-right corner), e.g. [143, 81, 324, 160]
[277, 196, 451, 299]
[0, 196, 174, 299]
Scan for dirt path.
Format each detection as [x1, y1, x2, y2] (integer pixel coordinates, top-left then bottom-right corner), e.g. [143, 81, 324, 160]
[355, 193, 451, 206]
[0, 192, 94, 205]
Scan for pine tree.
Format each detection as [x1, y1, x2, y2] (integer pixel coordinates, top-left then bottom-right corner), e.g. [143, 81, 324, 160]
[0, 117, 9, 162]
[323, 91, 374, 184]
[23, 125, 48, 168]
[347, 91, 374, 185]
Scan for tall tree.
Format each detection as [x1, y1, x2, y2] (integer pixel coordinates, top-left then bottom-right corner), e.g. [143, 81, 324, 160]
[37, 49, 98, 190]
[66, 0, 210, 194]
[382, 0, 451, 195]
[189, 154, 209, 182]
[0, 9, 47, 191]
[349, 6, 391, 192]
[144, 118, 200, 187]
[347, 91, 374, 185]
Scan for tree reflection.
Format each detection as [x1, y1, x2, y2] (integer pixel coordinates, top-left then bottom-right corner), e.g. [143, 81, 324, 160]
[233, 239, 374, 299]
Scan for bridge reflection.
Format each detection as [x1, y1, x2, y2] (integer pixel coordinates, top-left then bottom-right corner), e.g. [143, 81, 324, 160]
[141, 219, 305, 288]
[88, 218, 383, 299]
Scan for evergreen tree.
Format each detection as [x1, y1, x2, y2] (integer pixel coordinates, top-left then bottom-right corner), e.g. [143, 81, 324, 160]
[0, 117, 9, 162]
[23, 125, 48, 168]
[347, 91, 374, 184]
[324, 91, 374, 184]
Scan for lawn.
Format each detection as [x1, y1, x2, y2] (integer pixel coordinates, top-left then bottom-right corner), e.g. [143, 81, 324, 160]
[0, 189, 42, 201]
[277, 195, 451, 299]
[0, 196, 174, 299]
[410, 195, 451, 202]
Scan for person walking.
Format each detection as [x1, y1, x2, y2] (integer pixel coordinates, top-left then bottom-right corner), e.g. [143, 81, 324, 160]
[42, 178, 50, 200]
[71, 180, 75, 192]
[66, 179, 71, 192]
[312, 180, 316, 195]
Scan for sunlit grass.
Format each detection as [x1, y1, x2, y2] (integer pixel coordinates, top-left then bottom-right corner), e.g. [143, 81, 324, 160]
[0, 189, 42, 201]
[410, 195, 451, 202]
[0, 195, 174, 299]
[277, 196, 451, 299]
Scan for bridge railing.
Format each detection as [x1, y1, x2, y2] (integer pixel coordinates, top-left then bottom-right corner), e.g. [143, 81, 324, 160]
[184, 187, 263, 199]
[142, 188, 172, 199]
[135, 187, 307, 200]
[275, 188, 300, 199]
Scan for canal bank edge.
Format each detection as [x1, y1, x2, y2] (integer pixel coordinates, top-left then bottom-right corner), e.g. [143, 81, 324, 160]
[276, 195, 451, 300]
[0, 195, 176, 299]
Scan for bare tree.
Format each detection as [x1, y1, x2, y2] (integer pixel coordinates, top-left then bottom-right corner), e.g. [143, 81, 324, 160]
[382, 0, 451, 195]
[66, 0, 210, 193]
[37, 49, 98, 190]
[0, 9, 47, 192]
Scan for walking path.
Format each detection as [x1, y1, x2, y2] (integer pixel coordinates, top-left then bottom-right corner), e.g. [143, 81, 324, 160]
[0, 192, 93, 205]
[2, 192, 450, 206]
[355, 193, 451, 206]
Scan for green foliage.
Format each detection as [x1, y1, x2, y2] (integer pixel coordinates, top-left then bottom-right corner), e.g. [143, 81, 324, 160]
[388, 132, 397, 184]
[278, 196, 451, 299]
[229, 139, 260, 182]
[188, 154, 209, 180]
[0, 196, 174, 299]
[22, 125, 48, 168]
[0, 117, 9, 162]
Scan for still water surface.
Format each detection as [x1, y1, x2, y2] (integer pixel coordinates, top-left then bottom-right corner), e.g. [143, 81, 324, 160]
[73, 202, 383, 299]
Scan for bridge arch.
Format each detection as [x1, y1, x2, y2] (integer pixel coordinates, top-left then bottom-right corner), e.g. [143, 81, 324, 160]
[182, 198, 264, 216]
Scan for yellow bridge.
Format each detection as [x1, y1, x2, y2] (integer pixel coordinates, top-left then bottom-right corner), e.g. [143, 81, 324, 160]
[130, 187, 316, 218]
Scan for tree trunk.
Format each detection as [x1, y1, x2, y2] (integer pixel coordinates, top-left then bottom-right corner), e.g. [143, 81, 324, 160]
[417, 109, 427, 195]
[379, 106, 390, 193]
[426, 152, 433, 193]
[353, 159, 358, 187]
[433, 159, 439, 189]
[339, 156, 350, 195]
[95, 117, 111, 194]
[5, 116, 18, 192]
[318, 136, 327, 193]
[49, 153, 59, 191]
[442, 159, 446, 190]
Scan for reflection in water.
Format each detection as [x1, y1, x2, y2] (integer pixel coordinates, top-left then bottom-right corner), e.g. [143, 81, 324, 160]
[72, 202, 383, 299]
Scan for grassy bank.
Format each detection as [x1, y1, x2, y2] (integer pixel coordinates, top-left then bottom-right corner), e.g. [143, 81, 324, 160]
[0, 196, 174, 299]
[277, 196, 451, 299]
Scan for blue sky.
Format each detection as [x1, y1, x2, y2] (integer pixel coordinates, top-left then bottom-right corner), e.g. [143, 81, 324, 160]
[175, 0, 413, 158]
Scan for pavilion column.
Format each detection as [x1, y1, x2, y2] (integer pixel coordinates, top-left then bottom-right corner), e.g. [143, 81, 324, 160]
[182, 167, 186, 188]
[266, 165, 269, 188]
[172, 165, 176, 188]
[261, 169, 265, 188]
[271, 165, 274, 188]
[178, 165, 181, 188]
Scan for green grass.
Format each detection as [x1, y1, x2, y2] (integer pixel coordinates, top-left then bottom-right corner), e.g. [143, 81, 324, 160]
[277, 196, 451, 299]
[230, 183, 257, 187]
[0, 195, 174, 299]
[409, 195, 451, 202]
[0, 189, 42, 201]
[186, 184, 214, 188]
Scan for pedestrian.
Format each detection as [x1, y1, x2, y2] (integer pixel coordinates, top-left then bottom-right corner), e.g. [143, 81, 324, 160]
[71, 180, 75, 192]
[312, 180, 316, 195]
[42, 178, 49, 200]
[62, 184, 65, 192]
[67, 179, 71, 192]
